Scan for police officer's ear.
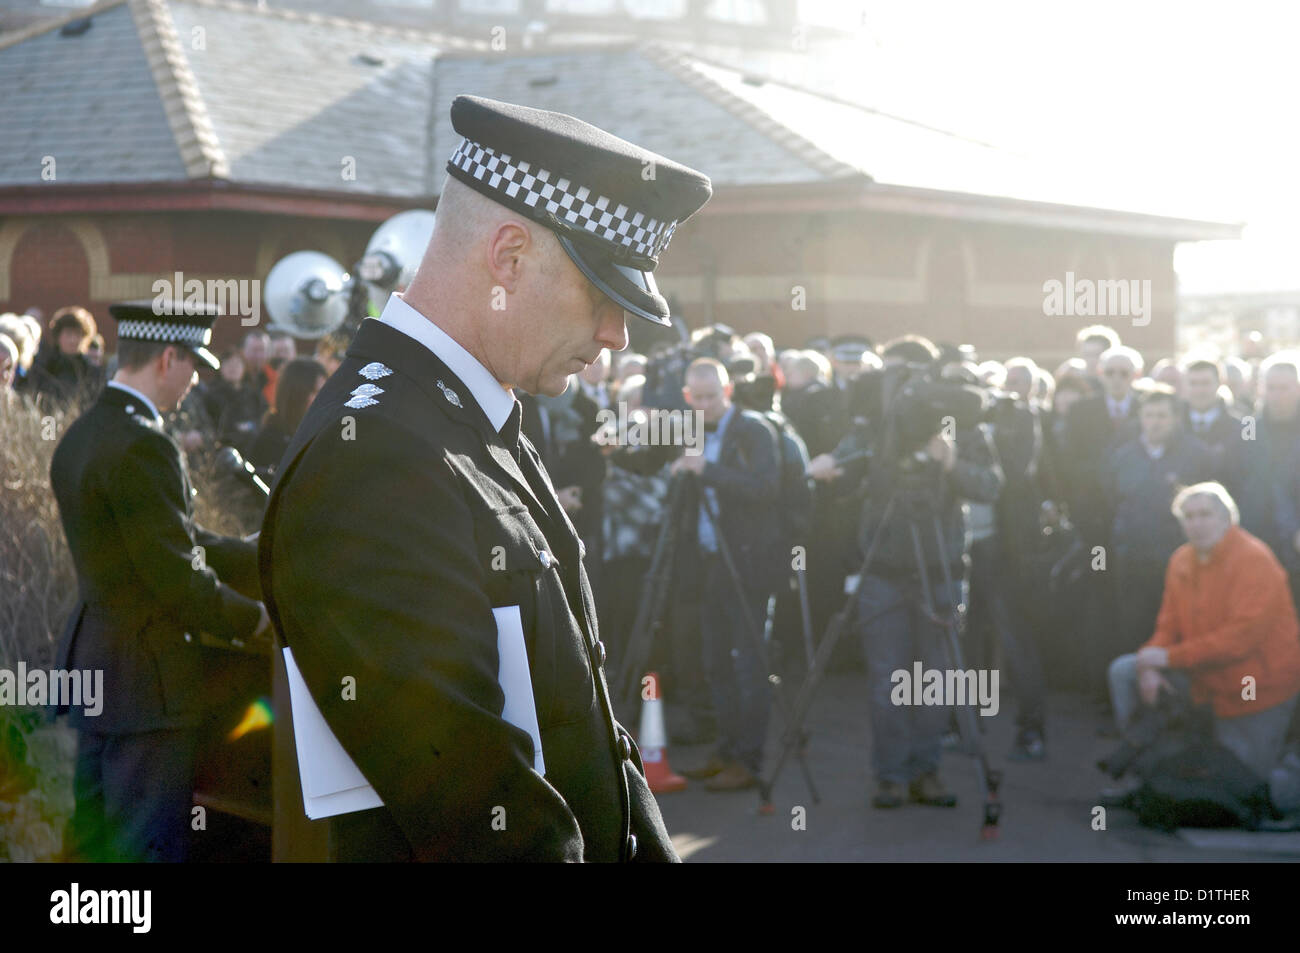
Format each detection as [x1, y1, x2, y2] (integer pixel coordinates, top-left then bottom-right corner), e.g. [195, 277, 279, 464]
[160, 345, 182, 375]
[485, 218, 533, 294]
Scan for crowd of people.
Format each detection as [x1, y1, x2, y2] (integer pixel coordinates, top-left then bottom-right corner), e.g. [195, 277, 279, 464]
[513, 321, 1300, 814]
[6, 302, 1300, 823]
[1, 308, 336, 488]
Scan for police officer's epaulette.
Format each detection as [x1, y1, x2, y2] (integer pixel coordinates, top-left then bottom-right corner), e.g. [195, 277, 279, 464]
[340, 361, 472, 427]
[342, 362, 394, 410]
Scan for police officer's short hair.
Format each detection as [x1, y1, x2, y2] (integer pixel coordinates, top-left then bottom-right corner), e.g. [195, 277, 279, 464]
[117, 340, 193, 372]
[1172, 481, 1239, 525]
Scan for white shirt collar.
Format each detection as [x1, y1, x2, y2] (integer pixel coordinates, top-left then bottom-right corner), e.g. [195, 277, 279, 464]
[375, 293, 515, 432]
[106, 380, 161, 421]
[1191, 406, 1220, 424]
[1141, 437, 1166, 459]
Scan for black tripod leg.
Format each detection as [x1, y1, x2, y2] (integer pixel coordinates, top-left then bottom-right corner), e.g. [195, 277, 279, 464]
[617, 477, 685, 712]
[908, 518, 1002, 839]
[697, 491, 820, 805]
[796, 567, 815, 670]
[757, 495, 900, 806]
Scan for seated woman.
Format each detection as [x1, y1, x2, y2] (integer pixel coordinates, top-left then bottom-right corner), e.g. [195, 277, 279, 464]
[247, 357, 326, 476]
[1109, 481, 1300, 780]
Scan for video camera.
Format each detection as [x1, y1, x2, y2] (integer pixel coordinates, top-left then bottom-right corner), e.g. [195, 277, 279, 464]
[844, 360, 989, 471]
[641, 324, 767, 413]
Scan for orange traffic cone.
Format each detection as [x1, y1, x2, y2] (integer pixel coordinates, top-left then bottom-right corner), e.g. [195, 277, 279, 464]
[637, 672, 687, 793]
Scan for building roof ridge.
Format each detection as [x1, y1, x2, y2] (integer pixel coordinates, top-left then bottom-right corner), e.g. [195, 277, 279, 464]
[129, 0, 228, 179]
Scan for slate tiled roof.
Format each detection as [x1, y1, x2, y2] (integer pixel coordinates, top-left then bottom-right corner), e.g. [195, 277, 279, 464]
[0, 0, 863, 198]
[0, 0, 1241, 232]
[430, 44, 860, 191]
[167, 0, 446, 195]
[0, 0, 189, 185]
[0, 0, 480, 194]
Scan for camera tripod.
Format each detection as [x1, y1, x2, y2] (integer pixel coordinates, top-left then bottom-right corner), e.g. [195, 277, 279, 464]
[616, 470, 821, 806]
[763, 476, 1004, 838]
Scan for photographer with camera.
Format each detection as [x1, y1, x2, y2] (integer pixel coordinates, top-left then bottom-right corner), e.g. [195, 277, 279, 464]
[824, 335, 1004, 809]
[673, 357, 785, 792]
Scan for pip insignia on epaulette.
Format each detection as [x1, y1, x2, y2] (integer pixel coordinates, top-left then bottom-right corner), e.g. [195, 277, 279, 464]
[358, 362, 393, 381]
[345, 383, 383, 409]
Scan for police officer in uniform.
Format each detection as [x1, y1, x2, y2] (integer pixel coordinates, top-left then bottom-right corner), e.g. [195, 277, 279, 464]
[50, 301, 270, 862]
[259, 96, 712, 861]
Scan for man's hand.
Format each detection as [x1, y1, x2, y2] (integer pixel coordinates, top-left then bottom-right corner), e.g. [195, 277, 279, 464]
[557, 486, 583, 513]
[806, 452, 844, 482]
[926, 434, 957, 472]
[1138, 667, 1171, 706]
[1136, 646, 1169, 670]
[671, 453, 706, 476]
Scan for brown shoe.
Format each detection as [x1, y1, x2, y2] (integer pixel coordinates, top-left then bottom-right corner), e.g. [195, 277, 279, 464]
[704, 762, 759, 792]
[908, 772, 957, 807]
[680, 753, 729, 780]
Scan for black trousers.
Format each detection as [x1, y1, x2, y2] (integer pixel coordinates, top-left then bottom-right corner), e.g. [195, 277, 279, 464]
[68, 727, 200, 862]
[968, 537, 1047, 732]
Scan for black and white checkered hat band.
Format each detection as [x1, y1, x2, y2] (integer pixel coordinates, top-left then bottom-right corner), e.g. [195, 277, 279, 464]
[117, 320, 212, 348]
[449, 137, 677, 262]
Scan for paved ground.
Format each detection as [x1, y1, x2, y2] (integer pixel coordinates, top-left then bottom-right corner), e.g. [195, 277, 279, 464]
[651, 671, 1300, 862]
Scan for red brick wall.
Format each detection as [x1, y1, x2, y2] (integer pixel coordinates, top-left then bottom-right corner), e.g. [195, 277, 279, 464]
[657, 207, 1179, 370]
[1, 211, 375, 363]
[3, 205, 1180, 375]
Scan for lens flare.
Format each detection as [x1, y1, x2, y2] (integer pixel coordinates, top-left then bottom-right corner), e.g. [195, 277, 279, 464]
[227, 697, 273, 742]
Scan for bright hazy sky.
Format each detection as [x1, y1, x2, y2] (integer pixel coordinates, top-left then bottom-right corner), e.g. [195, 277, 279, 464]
[787, 0, 1298, 294]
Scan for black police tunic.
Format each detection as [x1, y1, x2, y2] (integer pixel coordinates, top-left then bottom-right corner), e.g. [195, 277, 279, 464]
[49, 384, 263, 733]
[259, 318, 676, 862]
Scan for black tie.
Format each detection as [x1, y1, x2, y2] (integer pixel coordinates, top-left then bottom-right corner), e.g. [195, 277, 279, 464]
[501, 398, 524, 462]
[503, 398, 562, 527]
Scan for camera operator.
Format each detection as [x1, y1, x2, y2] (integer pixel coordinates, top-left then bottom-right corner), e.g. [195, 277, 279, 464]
[673, 358, 784, 792]
[829, 335, 1004, 809]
